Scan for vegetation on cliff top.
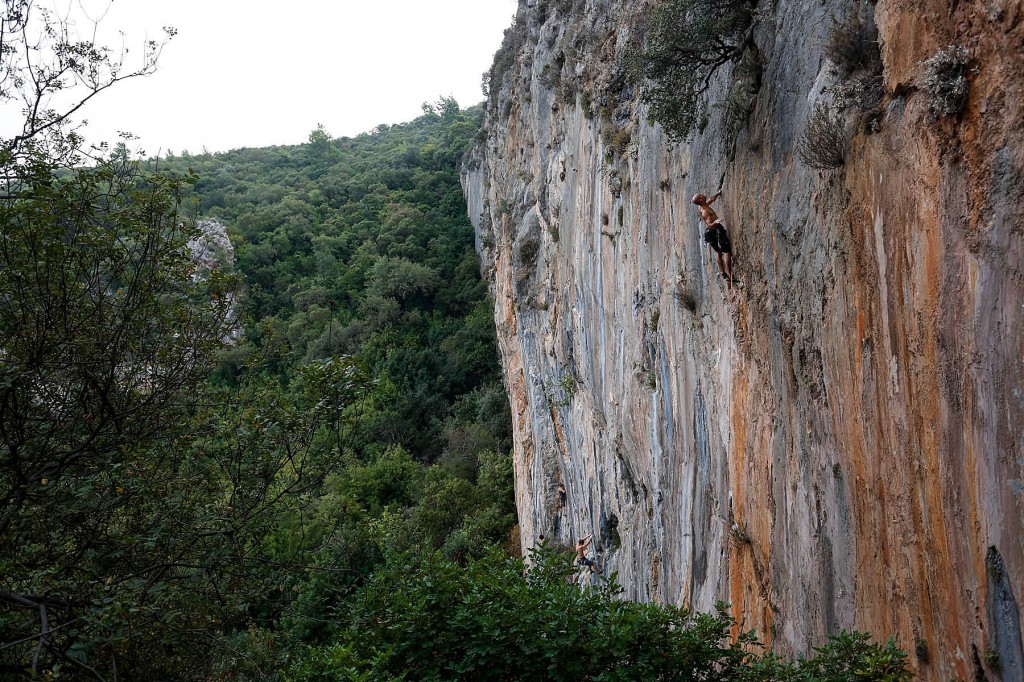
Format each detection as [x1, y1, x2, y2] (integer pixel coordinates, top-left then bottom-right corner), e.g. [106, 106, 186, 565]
[629, 0, 756, 141]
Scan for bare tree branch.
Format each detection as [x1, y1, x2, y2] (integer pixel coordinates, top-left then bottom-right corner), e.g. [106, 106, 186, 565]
[0, 0, 174, 167]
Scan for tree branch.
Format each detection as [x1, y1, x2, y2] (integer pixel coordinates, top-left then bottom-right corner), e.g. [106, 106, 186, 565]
[0, 617, 77, 652]
[31, 601, 47, 672]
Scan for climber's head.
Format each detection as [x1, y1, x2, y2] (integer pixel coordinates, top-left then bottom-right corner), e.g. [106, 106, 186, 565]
[691, 193, 707, 205]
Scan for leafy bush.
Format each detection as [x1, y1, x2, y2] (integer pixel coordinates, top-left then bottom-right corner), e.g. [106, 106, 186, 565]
[921, 44, 969, 120]
[630, 0, 756, 141]
[292, 546, 914, 681]
[328, 546, 760, 681]
[790, 630, 912, 681]
[799, 102, 847, 170]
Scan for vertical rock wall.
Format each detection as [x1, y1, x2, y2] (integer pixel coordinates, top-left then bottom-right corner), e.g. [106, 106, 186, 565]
[463, 0, 1024, 678]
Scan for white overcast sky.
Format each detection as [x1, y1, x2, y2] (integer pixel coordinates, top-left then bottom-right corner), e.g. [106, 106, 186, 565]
[5, 0, 518, 155]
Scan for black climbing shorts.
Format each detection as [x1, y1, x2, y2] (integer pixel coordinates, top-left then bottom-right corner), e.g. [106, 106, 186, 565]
[703, 222, 732, 254]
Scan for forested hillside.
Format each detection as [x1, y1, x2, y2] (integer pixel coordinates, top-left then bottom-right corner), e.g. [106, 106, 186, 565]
[157, 100, 510, 464]
[1, 98, 522, 678]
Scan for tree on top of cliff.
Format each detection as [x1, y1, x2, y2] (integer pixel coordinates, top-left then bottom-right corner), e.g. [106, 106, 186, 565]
[629, 0, 756, 141]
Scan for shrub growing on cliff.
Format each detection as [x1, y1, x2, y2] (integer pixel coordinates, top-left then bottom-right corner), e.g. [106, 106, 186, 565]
[484, 15, 528, 106]
[799, 101, 847, 169]
[825, 8, 884, 126]
[921, 44, 970, 120]
[629, 0, 756, 141]
[830, 73, 884, 114]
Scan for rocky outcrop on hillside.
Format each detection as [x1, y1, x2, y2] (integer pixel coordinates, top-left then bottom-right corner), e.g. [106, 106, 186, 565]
[189, 218, 240, 342]
[188, 218, 235, 280]
[463, 0, 1024, 678]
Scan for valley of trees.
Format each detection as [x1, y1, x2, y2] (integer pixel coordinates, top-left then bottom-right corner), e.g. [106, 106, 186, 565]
[0, 3, 912, 679]
[1, 91, 522, 677]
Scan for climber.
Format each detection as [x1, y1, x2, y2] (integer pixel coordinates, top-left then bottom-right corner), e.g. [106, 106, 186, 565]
[692, 190, 735, 287]
[556, 483, 566, 508]
[574, 534, 597, 573]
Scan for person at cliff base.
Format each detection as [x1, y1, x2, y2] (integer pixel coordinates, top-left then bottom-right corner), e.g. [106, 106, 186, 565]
[692, 190, 735, 287]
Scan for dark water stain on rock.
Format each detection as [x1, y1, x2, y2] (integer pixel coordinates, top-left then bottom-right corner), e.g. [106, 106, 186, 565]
[986, 546, 1023, 682]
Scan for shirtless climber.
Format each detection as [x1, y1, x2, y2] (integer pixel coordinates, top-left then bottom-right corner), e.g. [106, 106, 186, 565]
[575, 535, 598, 574]
[692, 190, 736, 287]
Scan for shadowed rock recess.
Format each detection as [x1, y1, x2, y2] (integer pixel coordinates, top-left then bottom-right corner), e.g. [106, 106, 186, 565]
[461, 0, 1024, 678]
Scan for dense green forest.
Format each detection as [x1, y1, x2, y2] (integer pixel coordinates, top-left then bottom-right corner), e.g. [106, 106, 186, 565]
[0, 93, 523, 677]
[0, 5, 912, 679]
[157, 100, 510, 465]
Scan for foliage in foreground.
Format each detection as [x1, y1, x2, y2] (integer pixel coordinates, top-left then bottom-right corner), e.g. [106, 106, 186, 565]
[3, 1, 504, 677]
[0, 158, 245, 678]
[287, 545, 913, 682]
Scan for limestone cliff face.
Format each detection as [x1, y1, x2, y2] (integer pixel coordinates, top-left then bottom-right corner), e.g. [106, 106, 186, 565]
[463, 0, 1024, 678]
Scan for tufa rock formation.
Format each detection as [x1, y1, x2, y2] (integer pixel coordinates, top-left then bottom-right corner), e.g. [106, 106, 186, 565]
[462, 0, 1024, 678]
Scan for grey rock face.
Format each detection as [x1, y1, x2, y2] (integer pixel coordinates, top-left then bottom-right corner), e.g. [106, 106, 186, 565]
[463, 0, 1024, 679]
[188, 218, 239, 342]
[188, 218, 235, 280]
